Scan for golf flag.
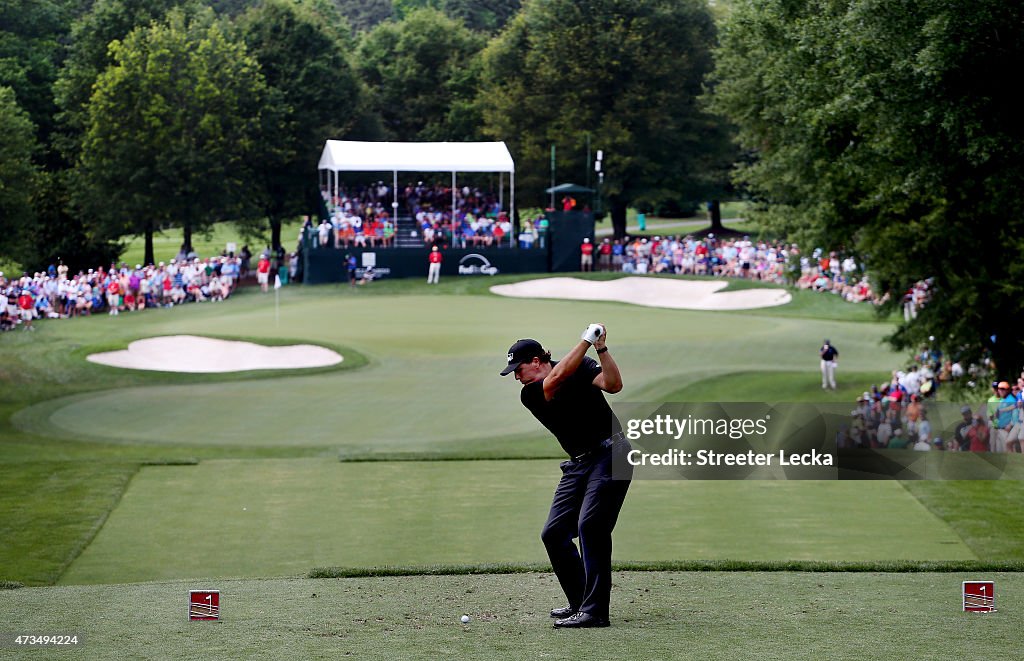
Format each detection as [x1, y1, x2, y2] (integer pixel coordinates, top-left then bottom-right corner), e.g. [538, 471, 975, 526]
[274, 274, 281, 290]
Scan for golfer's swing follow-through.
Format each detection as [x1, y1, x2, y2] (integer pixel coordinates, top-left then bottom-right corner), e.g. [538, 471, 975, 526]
[500, 322, 632, 628]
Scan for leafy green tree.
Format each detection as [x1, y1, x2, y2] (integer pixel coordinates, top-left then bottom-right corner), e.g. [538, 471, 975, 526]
[393, 0, 520, 32]
[0, 0, 67, 160]
[76, 6, 266, 265]
[0, 86, 39, 262]
[330, 0, 392, 33]
[480, 0, 732, 237]
[356, 7, 485, 141]
[53, 0, 181, 162]
[28, 169, 122, 273]
[709, 0, 1024, 379]
[442, 0, 520, 33]
[236, 0, 363, 250]
[391, 0, 439, 20]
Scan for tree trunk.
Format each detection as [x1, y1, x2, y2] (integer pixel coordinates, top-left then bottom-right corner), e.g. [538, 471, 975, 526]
[270, 217, 282, 252]
[144, 223, 154, 266]
[611, 198, 628, 240]
[708, 199, 723, 233]
[183, 223, 193, 254]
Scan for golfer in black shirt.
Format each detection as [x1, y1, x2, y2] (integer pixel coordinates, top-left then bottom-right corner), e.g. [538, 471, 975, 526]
[500, 324, 632, 628]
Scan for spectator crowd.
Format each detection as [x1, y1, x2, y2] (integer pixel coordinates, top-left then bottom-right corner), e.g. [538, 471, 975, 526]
[0, 252, 259, 332]
[840, 336, 1023, 453]
[576, 233, 887, 305]
[839, 375, 1024, 454]
[319, 181, 514, 249]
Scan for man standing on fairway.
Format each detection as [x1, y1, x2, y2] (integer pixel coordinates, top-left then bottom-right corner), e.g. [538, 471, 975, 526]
[820, 339, 839, 390]
[500, 325, 631, 628]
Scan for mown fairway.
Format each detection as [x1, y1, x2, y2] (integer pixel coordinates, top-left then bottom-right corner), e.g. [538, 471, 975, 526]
[8, 276, 894, 454]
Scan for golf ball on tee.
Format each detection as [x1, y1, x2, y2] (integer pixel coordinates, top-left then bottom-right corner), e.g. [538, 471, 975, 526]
[460, 615, 470, 624]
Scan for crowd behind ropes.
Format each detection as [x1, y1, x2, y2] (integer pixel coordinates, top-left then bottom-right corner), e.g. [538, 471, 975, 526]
[2, 196, 935, 331]
[315, 183, 926, 310]
[579, 232, 907, 306]
[838, 341, 1024, 454]
[0, 246, 294, 332]
[316, 181, 515, 249]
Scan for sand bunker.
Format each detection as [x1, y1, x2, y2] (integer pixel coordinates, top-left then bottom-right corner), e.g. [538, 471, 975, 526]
[490, 277, 791, 310]
[87, 335, 343, 373]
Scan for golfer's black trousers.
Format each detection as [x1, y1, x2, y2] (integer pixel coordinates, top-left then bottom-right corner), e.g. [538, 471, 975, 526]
[541, 440, 632, 619]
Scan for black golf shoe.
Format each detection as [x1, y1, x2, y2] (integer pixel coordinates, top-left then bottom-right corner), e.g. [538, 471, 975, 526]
[553, 612, 610, 628]
[549, 605, 578, 618]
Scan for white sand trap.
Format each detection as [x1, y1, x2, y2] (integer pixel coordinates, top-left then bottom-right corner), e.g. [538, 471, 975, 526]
[490, 277, 791, 310]
[87, 335, 343, 373]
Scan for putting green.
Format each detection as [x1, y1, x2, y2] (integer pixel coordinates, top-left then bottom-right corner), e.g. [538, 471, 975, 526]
[59, 458, 974, 585]
[15, 293, 901, 450]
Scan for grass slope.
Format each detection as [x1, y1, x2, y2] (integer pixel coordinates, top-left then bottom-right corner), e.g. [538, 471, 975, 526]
[0, 462, 140, 585]
[116, 219, 307, 267]
[59, 459, 973, 585]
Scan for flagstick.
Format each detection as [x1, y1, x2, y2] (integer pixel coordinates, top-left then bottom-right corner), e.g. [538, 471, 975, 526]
[274, 273, 281, 327]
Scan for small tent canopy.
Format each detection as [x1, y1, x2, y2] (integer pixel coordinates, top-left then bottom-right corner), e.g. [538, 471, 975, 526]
[318, 141, 516, 242]
[545, 183, 595, 194]
[318, 141, 514, 173]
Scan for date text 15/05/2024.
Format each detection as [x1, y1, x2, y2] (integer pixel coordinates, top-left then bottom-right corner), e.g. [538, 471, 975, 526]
[626, 449, 834, 467]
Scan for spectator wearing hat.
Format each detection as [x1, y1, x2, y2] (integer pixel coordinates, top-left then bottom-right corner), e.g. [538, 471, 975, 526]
[985, 381, 1002, 435]
[875, 409, 894, 448]
[106, 276, 121, 316]
[819, 339, 839, 390]
[580, 238, 594, 272]
[992, 381, 1018, 452]
[953, 406, 975, 451]
[256, 254, 271, 293]
[427, 246, 442, 284]
[16, 289, 34, 330]
[598, 238, 612, 271]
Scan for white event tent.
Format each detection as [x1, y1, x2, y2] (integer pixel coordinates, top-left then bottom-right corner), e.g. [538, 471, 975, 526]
[317, 141, 515, 233]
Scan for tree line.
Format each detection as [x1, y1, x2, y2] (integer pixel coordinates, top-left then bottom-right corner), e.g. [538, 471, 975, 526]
[1, 0, 730, 269]
[2, 0, 1021, 375]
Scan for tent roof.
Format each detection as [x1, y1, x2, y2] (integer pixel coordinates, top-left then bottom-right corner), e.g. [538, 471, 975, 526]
[545, 182, 595, 194]
[318, 140, 514, 173]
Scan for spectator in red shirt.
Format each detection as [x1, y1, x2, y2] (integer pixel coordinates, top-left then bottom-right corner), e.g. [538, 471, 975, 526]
[17, 290, 34, 330]
[598, 239, 612, 271]
[427, 246, 442, 284]
[257, 254, 271, 293]
[106, 278, 121, 316]
[580, 238, 594, 272]
[967, 415, 990, 452]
